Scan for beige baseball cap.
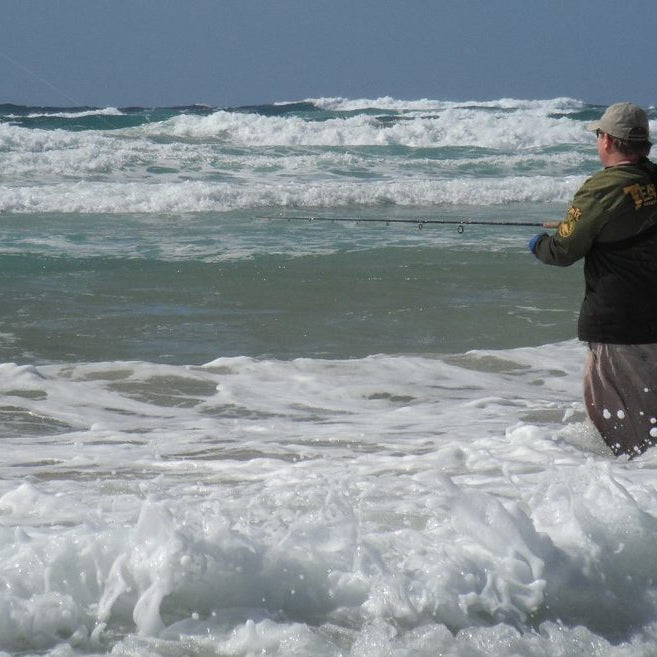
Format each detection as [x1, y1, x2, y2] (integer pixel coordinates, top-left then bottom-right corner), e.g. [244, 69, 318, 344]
[588, 102, 651, 143]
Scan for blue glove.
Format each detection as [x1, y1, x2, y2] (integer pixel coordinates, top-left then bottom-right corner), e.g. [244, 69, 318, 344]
[528, 233, 547, 255]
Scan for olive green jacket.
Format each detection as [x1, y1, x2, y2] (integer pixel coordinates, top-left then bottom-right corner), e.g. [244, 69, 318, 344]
[533, 158, 657, 343]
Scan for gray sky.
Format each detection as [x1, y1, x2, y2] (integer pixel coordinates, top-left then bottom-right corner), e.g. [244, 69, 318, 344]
[2, 0, 656, 108]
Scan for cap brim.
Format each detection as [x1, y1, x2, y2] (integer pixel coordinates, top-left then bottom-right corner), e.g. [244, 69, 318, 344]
[587, 120, 601, 132]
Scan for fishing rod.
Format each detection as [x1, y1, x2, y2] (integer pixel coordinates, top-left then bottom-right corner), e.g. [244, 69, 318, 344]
[264, 215, 554, 233]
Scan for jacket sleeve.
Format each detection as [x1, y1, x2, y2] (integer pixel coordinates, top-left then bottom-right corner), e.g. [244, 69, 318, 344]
[533, 183, 603, 266]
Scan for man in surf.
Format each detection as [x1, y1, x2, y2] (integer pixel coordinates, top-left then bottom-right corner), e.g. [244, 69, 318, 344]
[529, 102, 657, 457]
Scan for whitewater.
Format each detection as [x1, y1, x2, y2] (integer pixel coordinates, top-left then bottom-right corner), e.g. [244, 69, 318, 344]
[1, 97, 657, 656]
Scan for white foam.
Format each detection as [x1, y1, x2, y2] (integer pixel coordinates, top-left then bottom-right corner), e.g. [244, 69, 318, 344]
[4, 343, 657, 654]
[144, 106, 589, 149]
[0, 174, 584, 214]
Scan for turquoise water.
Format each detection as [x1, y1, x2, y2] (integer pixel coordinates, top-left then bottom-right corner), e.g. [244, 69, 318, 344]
[0, 209, 580, 364]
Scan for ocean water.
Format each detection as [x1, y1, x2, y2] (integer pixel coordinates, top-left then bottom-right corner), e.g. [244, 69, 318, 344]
[2, 97, 657, 656]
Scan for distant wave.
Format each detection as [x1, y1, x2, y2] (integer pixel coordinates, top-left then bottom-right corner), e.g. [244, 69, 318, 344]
[303, 96, 590, 113]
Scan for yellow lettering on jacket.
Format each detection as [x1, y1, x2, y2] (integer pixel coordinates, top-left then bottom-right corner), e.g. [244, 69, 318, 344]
[624, 183, 657, 209]
[558, 206, 581, 238]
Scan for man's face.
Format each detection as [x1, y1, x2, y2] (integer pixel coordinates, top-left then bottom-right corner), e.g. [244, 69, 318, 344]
[596, 130, 611, 165]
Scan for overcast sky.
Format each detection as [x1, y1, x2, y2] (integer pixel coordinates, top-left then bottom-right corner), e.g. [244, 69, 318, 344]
[2, 0, 656, 108]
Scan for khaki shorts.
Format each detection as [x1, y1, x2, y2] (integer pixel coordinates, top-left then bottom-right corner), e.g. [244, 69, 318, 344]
[584, 342, 657, 457]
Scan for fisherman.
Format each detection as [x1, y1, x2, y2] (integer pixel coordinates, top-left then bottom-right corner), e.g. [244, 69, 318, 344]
[529, 102, 657, 457]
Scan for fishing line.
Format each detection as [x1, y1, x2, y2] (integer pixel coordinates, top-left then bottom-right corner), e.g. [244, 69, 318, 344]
[0, 49, 120, 130]
[263, 215, 550, 233]
[0, 50, 81, 107]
